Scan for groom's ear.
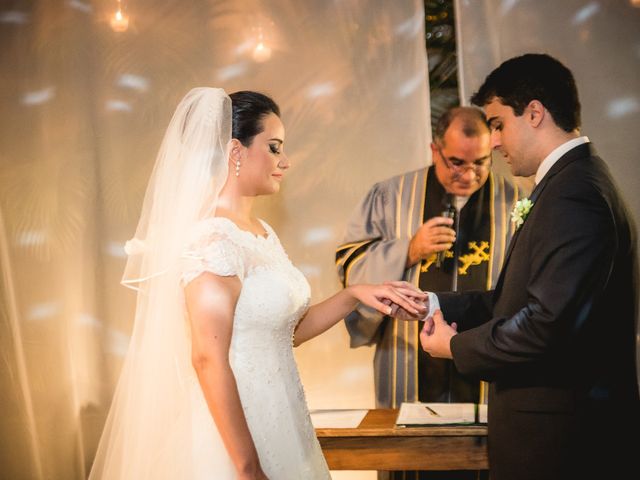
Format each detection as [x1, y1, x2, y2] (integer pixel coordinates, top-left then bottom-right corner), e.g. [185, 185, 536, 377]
[526, 100, 545, 128]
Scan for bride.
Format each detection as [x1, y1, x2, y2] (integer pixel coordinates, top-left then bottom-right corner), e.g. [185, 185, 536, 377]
[88, 88, 426, 479]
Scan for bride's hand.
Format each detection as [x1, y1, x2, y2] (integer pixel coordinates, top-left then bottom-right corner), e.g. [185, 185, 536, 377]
[382, 280, 429, 321]
[348, 282, 427, 319]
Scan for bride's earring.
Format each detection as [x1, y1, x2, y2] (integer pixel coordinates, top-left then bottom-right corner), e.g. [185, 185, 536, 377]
[235, 159, 241, 177]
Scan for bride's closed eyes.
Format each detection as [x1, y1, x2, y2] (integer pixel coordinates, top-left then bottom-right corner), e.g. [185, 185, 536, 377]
[269, 143, 282, 155]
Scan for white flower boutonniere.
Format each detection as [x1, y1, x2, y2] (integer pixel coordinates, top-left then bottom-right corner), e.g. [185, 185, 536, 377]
[511, 198, 534, 229]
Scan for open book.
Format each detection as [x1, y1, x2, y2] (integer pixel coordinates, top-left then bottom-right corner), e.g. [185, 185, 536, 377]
[396, 402, 486, 426]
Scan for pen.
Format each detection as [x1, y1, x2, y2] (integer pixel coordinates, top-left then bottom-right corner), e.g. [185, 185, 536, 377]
[424, 405, 441, 417]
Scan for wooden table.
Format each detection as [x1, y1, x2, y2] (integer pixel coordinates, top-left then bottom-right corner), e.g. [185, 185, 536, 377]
[315, 408, 488, 471]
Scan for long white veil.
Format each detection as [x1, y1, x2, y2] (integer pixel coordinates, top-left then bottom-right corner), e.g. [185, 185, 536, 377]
[89, 87, 234, 479]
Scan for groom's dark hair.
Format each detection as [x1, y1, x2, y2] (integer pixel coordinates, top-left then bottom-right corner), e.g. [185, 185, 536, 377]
[471, 53, 581, 133]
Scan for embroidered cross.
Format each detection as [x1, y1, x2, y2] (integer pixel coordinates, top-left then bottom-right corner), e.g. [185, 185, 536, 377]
[458, 241, 490, 275]
[420, 250, 453, 272]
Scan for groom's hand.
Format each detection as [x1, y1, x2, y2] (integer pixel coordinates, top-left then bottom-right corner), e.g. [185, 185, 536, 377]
[383, 299, 427, 321]
[382, 281, 428, 320]
[419, 309, 456, 358]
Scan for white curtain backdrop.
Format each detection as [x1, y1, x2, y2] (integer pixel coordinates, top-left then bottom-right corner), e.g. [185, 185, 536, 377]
[455, 0, 640, 389]
[7, 1, 636, 479]
[0, 1, 430, 479]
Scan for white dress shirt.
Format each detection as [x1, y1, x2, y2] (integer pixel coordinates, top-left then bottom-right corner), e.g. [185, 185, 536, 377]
[535, 136, 590, 185]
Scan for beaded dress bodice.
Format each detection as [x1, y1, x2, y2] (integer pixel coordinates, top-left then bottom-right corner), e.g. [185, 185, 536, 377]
[182, 217, 330, 479]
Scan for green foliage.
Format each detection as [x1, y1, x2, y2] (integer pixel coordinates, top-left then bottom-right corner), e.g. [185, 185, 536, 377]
[425, 0, 459, 129]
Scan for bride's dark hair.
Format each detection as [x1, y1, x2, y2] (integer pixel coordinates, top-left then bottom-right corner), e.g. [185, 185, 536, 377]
[229, 91, 280, 146]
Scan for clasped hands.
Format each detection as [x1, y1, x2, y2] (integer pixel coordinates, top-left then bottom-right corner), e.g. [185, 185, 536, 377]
[381, 281, 456, 359]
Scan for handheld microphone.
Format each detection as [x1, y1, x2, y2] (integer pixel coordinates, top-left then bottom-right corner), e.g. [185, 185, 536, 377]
[436, 194, 456, 269]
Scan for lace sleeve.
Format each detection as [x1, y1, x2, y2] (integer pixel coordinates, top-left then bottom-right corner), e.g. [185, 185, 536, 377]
[180, 222, 245, 286]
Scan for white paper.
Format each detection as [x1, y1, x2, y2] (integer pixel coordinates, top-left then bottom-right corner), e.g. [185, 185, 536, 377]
[309, 409, 368, 429]
[478, 403, 487, 423]
[396, 402, 477, 425]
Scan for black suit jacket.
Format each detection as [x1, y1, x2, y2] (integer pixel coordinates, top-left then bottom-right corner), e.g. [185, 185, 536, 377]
[439, 143, 640, 480]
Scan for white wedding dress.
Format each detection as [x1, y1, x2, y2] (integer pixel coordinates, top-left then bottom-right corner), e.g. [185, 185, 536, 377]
[181, 216, 331, 479]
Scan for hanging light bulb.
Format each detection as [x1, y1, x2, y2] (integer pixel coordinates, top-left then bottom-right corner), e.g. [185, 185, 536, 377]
[110, 0, 129, 32]
[252, 29, 272, 63]
[253, 41, 272, 62]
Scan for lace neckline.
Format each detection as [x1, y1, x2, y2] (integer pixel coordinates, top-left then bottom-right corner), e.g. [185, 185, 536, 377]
[205, 216, 272, 241]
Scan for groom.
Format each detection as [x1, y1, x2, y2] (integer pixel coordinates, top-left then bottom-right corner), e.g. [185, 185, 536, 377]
[418, 54, 639, 480]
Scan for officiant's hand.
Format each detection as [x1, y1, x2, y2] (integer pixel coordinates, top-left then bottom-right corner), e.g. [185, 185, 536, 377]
[419, 309, 456, 359]
[406, 216, 456, 267]
[382, 280, 428, 320]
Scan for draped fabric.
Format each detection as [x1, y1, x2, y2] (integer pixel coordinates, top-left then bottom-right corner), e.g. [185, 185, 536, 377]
[0, 1, 429, 479]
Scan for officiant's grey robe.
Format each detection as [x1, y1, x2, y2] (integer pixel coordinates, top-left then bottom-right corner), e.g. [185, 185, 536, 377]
[336, 167, 521, 407]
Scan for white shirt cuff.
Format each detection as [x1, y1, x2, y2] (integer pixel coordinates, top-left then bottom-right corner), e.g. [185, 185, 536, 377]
[425, 292, 440, 319]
